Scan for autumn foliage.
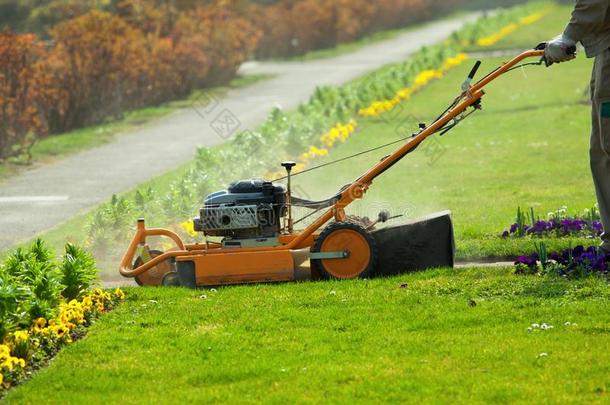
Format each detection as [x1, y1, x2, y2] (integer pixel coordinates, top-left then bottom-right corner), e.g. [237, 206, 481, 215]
[0, 0, 463, 160]
[0, 32, 50, 160]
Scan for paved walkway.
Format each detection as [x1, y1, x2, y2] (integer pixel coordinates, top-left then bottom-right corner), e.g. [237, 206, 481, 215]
[0, 14, 478, 252]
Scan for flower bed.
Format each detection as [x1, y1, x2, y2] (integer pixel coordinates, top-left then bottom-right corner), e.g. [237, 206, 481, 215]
[453, 2, 552, 48]
[515, 243, 609, 279]
[0, 240, 125, 392]
[503, 205, 602, 238]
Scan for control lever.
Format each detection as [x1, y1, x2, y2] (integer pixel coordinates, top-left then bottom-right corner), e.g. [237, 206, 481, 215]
[461, 60, 482, 92]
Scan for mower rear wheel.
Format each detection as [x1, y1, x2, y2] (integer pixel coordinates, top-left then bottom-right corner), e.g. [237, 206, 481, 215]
[133, 250, 175, 286]
[312, 222, 377, 279]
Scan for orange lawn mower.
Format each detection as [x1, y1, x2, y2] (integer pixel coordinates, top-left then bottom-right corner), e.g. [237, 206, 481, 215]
[119, 44, 575, 288]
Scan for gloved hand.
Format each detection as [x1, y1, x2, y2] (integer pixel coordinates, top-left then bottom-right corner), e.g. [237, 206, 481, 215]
[544, 34, 577, 65]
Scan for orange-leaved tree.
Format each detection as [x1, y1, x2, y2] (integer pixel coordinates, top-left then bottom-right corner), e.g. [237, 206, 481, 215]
[46, 10, 148, 133]
[173, 3, 261, 87]
[0, 32, 51, 161]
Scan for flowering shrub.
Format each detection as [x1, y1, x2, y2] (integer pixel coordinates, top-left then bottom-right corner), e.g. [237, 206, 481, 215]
[503, 206, 603, 238]
[515, 243, 610, 279]
[0, 239, 124, 391]
[254, 0, 462, 58]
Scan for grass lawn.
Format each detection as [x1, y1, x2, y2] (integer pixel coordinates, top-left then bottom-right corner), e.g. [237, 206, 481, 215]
[0, 73, 274, 180]
[293, 9, 596, 259]
[4, 268, 610, 403]
[3, 4, 610, 403]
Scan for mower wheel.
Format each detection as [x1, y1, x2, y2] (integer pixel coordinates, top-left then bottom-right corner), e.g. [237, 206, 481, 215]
[133, 250, 175, 286]
[161, 271, 181, 287]
[312, 222, 378, 279]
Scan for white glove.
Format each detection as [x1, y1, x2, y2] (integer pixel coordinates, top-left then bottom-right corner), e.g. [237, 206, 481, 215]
[545, 34, 577, 64]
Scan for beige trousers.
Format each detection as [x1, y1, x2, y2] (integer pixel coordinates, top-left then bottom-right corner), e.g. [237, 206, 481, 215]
[590, 47, 610, 250]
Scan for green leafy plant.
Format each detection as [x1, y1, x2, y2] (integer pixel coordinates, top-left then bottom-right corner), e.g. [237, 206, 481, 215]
[61, 244, 99, 301]
[0, 275, 25, 342]
[19, 257, 64, 321]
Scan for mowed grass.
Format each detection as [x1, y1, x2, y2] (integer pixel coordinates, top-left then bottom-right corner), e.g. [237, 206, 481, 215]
[4, 6, 610, 403]
[5, 268, 610, 403]
[293, 40, 595, 259]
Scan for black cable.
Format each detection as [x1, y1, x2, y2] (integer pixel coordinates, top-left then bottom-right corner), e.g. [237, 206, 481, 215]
[504, 61, 544, 73]
[270, 135, 415, 182]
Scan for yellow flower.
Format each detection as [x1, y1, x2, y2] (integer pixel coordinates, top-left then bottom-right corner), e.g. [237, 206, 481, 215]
[13, 330, 29, 343]
[180, 221, 197, 238]
[32, 318, 47, 329]
[0, 345, 9, 356]
[1, 360, 13, 372]
[520, 12, 544, 25]
[115, 288, 126, 300]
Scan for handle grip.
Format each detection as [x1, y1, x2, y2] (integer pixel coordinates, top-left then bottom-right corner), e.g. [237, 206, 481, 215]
[468, 60, 482, 80]
[536, 42, 577, 67]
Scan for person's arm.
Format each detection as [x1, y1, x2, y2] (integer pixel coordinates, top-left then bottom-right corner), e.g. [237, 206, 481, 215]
[564, 0, 610, 43]
[544, 0, 609, 64]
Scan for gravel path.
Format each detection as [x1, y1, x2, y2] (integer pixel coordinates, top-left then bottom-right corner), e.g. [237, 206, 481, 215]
[0, 14, 479, 252]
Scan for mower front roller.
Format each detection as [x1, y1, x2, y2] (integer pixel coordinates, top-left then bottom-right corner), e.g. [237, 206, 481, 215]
[133, 249, 175, 286]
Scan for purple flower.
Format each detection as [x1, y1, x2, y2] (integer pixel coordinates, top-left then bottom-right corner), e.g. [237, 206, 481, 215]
[515, 255, 537, 268]
[510, 223, 518, 233]
[528, 220, 550, 235]
[517, 244, 609, 277]
[572, 245, 585, 257]
[592, 221, 603, 236]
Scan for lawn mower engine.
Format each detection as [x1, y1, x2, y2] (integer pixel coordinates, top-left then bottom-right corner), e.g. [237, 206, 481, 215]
[194, 180, 286, 243]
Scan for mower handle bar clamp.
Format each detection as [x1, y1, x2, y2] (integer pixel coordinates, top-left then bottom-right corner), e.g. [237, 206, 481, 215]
[119, 47, 551, 280]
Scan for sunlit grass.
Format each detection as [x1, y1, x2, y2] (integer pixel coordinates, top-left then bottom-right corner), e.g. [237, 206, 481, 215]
[4, 268, 609, 403]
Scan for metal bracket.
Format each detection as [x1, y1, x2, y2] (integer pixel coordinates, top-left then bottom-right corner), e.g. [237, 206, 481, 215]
[310, 251, 350, 260]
